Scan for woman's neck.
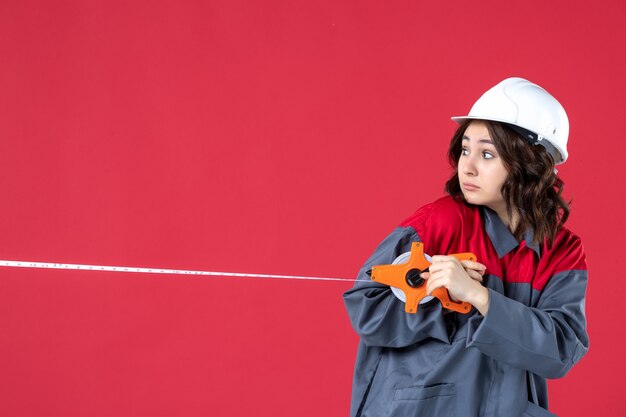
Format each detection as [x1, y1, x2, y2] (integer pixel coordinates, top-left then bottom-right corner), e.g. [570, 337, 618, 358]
[490, 204, 520, 234]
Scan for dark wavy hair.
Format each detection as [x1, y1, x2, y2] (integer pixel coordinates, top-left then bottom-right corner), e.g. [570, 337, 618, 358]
[444, 120, 570, 246]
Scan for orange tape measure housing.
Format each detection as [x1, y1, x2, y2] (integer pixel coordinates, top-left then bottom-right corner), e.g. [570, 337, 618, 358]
[370, 242, 476, 314]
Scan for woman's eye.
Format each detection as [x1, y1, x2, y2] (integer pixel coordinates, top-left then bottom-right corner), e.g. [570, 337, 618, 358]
[461, 147, 470, 156]
[483, 151, 494, 159]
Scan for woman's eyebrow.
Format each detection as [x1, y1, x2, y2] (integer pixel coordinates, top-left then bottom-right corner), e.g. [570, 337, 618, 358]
[462, 135, 494, 144]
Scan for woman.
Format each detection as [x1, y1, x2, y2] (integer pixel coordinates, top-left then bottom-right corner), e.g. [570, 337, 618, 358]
[343, 77, 588, 417]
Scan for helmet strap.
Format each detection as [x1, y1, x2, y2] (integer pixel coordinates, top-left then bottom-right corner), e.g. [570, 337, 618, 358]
[505, 123, 562, 164]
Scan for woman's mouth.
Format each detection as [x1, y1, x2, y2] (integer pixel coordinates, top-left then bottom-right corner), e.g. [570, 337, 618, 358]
[462, 182, 480, 191]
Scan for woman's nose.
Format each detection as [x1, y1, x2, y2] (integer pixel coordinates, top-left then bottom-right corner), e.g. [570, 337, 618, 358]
[461, 157, 477, 176]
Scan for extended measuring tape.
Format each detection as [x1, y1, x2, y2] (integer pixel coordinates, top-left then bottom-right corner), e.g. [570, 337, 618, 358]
[1, 243, 478, 314]
[0, 260, 355, 282]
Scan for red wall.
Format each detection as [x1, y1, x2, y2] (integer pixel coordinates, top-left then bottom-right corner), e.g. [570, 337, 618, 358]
[1, 1, 624, 416]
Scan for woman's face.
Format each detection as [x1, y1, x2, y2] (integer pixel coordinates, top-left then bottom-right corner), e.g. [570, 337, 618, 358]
[457, 121, 509, 214]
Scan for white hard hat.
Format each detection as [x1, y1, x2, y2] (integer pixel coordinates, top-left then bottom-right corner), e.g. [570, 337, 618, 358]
[452, 77, 569, 164]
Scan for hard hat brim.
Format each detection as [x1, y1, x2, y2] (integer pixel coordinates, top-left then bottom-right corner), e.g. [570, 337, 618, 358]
[450, 115, 565, 164]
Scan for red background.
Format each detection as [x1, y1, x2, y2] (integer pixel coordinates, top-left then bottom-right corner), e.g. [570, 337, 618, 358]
[1, 1, 624, 416]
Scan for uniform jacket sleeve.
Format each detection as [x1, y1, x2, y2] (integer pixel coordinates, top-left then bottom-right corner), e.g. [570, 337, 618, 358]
[466, 238, 589, 379]
[343, 226, 451, 348]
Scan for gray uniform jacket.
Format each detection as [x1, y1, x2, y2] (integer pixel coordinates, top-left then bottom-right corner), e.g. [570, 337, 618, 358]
[343, 197, 588, 417]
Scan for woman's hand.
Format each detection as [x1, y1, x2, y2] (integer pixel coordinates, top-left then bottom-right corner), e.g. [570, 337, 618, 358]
[420, 256, 490, 315]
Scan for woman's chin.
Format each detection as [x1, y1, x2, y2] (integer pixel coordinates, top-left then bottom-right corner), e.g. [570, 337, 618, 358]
[461, 192, 483, 205]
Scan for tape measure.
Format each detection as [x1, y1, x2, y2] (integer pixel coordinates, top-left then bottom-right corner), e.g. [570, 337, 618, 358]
[0, 259, 358, 282]
[1, 242, 478, 315]
[369, 242, 476, 314]
[388, 250, 435, 305]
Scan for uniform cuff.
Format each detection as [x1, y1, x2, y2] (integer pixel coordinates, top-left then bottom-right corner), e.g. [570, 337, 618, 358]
[466, 289, 511, 348]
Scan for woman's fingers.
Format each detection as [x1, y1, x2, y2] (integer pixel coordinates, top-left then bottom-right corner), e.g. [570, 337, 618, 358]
[430, 257, 485, 272]
[460, 260, 487, 275]
[430, 255, 458, 264]
[425, 272, 442, 296]
[427, 258, 458, 274]
[422, 256, 487, 303]
[418, 256, 487, 302]
[421, 269, 480, 282]
[466, 268, 484, 282]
